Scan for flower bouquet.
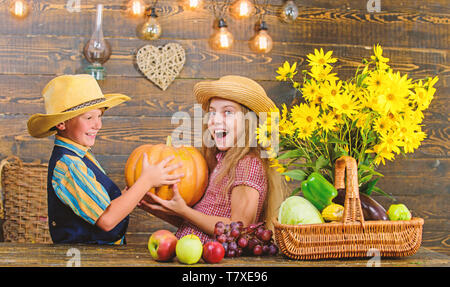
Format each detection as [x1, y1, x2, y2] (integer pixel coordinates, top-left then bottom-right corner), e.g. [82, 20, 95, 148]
[258, 45, 438, 197]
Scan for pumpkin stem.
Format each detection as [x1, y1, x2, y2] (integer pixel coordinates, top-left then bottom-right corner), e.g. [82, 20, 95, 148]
[166, 135, 172, 147]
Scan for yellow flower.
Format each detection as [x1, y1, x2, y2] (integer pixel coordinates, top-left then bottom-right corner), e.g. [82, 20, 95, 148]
[308, 65, 339, 82]
[378, 131, 403, 155]
[276, 61, 297, 81]
[270, 159, 291, 181]
[318, 112, 337, 132]
[291, 103, 320, 130]
[379, 71, 411, 115]
[410, 79, 435, 111]
[329, 92, 361, 117]
[301, 79, 321, 102]
[372, 116, 393, 135]
[256, 122, 271, 148]
[297, 124, 314, 140]
[307, 48, 337, 67]
[279, 104, 295, 136]
[371, 44, 390, 70]
[366, 70, 389, 94]
[321, 80, 342, 107]
[402, 129, 426, 153]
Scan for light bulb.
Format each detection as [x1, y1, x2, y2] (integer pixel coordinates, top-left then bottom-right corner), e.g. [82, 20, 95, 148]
[281, 0, 299, 23]
[250, 21, 273, 54]
[210, 19, 234, 50]
[9, 0, 29, 18]
[137, 7, 162, 40]
[127, 0, 146, 17]
[230, 0, 255, 19]
[183, 0, 203, 10]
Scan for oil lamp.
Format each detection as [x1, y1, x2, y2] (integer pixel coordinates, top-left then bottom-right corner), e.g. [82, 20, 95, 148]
[83, 4, 111, 80]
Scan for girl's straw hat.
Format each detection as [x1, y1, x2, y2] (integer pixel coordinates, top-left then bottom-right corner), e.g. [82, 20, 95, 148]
[27, 74, 130, 138]
[194, 75, 276, 114]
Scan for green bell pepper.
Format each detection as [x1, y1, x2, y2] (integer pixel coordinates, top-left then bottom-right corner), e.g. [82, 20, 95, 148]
[301, 172, 338, 211]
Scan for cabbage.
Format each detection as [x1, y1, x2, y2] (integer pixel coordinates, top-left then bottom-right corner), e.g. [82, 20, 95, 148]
[278, 196, 324, 225]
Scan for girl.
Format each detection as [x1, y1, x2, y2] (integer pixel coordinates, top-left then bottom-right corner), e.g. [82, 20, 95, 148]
[138, 75, 288, 243]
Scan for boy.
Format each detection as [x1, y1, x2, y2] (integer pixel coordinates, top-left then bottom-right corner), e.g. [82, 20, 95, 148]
[27, 74, 183, 244]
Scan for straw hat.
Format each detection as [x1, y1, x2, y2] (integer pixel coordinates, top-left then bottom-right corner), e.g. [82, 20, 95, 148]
[27, 74, 130, 138]
[194, 75, 276, 114]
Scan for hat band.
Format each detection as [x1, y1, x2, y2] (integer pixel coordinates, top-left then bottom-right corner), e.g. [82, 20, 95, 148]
[63, 98, 106, 112]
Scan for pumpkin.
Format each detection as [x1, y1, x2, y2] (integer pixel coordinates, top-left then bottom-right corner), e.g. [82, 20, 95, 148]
[125, 137, 208, 206]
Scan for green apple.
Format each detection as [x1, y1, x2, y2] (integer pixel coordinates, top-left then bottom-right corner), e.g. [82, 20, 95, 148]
[176, 234, 203, 264]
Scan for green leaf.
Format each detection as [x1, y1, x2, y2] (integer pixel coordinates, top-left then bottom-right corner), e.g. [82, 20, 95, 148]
[277, 149, 305, 160]
[314, 155, 330, 172]
[360, 178, 379, 195]
[371, 186, 395, 200]
[282, 169, 307, 181]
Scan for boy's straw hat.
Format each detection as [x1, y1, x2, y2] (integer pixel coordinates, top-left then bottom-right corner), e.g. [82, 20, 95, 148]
[27, 74, 130, 138]
[193, 75, 276, 115]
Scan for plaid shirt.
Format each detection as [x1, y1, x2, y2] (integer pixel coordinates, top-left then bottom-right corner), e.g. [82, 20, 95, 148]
[175, 152, 267, 243]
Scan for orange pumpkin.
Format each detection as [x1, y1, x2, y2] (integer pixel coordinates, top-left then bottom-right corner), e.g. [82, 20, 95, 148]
[124, 137, 208, 206]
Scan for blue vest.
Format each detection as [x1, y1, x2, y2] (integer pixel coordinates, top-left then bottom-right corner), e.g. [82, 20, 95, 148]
[47, 145, 129, 244]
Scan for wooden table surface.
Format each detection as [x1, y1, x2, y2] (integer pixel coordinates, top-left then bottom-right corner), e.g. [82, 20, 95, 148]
[0, 243, 448, 267]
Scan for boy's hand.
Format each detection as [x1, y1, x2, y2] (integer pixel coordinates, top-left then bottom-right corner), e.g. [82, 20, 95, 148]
[140, 153, 184, 188]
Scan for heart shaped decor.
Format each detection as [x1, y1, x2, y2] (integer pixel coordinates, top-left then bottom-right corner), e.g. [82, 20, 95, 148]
[136, 43, 186, 91]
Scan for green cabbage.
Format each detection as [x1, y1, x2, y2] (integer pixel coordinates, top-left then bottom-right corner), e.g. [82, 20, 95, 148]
[278, 196, 324, 225]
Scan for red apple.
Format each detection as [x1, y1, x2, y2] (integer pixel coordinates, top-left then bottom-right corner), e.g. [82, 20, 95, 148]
[148, 230, 178, 261]
[202, 241, 225, 264]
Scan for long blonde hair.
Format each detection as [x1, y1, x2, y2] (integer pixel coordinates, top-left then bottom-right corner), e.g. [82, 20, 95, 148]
[201, 101, 289, 230]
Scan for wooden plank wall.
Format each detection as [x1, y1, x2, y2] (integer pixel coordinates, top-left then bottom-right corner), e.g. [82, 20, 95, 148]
[0, 0, 448, 254]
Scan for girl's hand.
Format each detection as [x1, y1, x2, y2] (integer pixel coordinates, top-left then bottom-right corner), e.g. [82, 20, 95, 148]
[138, 184, 188, 217]
[140, 154, 184, 188]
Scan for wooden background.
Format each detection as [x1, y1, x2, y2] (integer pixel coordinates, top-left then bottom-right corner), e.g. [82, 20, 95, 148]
[0, 0, 448, 254]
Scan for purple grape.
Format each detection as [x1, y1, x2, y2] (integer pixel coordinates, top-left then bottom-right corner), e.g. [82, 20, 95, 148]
[268, 244, 278, 256]
[236, 248, 243, 257]
[215, 221, 225, 229]
[214, 226, 224, 236]
[217, 234, 227, 243]
[255, 227, 265, 240]
[237, 237, 248, 248]
[262, 245, 270, 255]
[248, 238, 259, 250]
[253, 245, 263, 256]
[260, 229, 273, 242]
[230, 222, 238, 229]
[229, 241, 238, 252]
[227, 249, 236, 257]
[230, 228, 240, 238]
[222, 242, 228, 253]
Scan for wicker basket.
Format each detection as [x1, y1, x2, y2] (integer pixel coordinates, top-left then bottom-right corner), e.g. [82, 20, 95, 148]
[0, 156, 52, 243]
[273, 156, 424, 260]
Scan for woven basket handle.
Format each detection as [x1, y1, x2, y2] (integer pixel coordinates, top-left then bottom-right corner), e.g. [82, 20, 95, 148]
[334, 156, 364, 224]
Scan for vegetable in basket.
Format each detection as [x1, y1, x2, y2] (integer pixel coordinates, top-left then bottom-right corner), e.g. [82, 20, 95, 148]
[387, 204, 411, 221]
[278, 196, 324, 225]
[321, 203, 344, 222]
[334, 189, 388, 221]
[301, 172, 338, 211]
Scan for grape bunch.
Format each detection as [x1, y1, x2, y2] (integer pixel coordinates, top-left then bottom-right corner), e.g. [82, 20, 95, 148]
[213, 221, 278, 258]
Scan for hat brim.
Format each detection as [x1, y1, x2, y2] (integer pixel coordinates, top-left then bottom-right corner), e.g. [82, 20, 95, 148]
[27, 93, 130, 138]
[194, 79, 276, 115]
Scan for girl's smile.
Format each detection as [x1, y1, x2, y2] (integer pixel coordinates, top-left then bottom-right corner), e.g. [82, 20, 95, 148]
[208, 98, 245, 151]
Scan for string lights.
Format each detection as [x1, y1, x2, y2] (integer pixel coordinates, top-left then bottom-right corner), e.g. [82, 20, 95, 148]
[123, 1, 298, 53]
[210, 0, 234, 50]
[230, 0, 255, 19]
[9, 0, 30, 18]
